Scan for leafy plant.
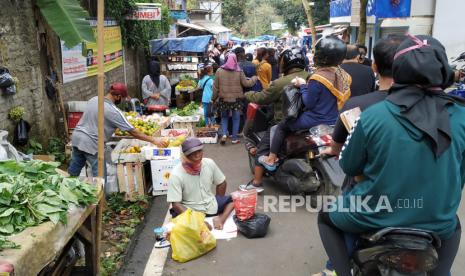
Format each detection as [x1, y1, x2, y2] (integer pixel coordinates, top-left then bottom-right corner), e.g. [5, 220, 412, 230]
[37, 0, 95, 48]
[25, 139, 44, 155]
[47, 137, 66, 164]
[8, 107, 25, 122]
[0, 160, 97, 250]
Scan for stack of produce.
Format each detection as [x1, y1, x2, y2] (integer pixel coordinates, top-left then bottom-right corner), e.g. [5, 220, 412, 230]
[171, 102, 199, 117]
[0, 160, 97, 250]
[175, 78, 197, 92]
[115, 114, 161, 136]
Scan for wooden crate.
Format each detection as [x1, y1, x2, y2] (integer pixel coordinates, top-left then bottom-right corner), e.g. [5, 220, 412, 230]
[116, 162, 146, 201]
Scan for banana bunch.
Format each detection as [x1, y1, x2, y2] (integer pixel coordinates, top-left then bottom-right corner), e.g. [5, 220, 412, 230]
[168, 135, 187, 147]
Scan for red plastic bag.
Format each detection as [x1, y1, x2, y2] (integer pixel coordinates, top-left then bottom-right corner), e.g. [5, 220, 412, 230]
[231, 190, 257, 221]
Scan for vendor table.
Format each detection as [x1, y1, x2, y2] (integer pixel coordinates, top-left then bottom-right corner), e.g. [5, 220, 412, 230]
[0, 182, 104, 276]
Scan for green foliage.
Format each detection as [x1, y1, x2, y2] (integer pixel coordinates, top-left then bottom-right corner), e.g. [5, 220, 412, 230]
[8, 107, 25, 122]
[0, 160, 97, 250]
[37, 0, 95, 48]
[26, 139, 44, 155]
[47, 138, 66, 164]
[105, 0, 171, 53]
[222, 0, 249, 35]
[271, 0, 329, 34]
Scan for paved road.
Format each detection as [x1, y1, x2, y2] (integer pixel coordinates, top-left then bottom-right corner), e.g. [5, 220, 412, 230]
[123, 142, 465, 276]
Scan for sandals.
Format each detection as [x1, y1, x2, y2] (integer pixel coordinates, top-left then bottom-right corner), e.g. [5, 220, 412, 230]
[258, 155, 278, 172]
[245, 142, 257, 155]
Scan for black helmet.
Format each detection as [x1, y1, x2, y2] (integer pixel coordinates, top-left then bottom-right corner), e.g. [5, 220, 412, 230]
[280, 47, 306, 73]
[313, 36, 347, 67]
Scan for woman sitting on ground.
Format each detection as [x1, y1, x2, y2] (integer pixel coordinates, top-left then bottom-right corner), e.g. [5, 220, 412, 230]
[259, 36, 351, 170]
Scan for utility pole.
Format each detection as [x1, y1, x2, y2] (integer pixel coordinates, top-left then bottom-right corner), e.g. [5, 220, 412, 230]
[302, 0, 317, 50]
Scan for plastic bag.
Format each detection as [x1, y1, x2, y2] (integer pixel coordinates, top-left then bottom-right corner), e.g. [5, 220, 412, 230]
[0, 67, 14, 88]
[231, 190, 257, 221]
[13, 119, 30, 147]
[282, 85, 303, 120]
[233, 213, 271, 239]
[170, 209, 216, 263]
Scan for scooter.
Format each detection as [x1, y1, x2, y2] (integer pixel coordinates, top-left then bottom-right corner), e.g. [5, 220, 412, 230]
[244, 103, 344, 198]
[351, 227, 441, 276]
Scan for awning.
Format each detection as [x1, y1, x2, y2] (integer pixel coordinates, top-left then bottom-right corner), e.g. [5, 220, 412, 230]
[176, 21, 208, 32]
[191, 20, 231, 34]
[149, 35, 213, 55]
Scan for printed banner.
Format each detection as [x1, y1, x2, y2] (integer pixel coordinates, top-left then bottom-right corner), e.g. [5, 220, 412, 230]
[61, 24, 123, 84]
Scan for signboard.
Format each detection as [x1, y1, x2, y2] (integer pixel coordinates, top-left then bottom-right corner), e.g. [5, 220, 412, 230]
[61, 23, 123, 84]
[170, 10, 187, 20]
[330, 0, 352, 18]
[375, 0, 411, 18]
[271, 22, 287, 31]
[126, 3, 162, 21]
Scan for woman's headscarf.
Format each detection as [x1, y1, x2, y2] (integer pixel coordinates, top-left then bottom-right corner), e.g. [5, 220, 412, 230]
[149, 61, 161, 87]
[221, 53, 241, 72]
[386, 34, 465, 157]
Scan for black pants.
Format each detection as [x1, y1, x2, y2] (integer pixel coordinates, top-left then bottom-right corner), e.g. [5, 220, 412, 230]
[255, 128, 272, 164]
[270, 121, 291, 155]
[318, 212, 462, 276]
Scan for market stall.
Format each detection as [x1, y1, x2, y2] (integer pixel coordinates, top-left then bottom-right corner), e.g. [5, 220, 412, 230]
[149, 35, 212, 108]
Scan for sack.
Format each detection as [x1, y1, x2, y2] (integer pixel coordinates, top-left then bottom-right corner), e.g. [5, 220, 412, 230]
[231, 190, 257, 221]
[234, 213, 271, 238]
[13, 119, 30, 146]
[282, 85, 304, 120]
[170, 209, 216, 263]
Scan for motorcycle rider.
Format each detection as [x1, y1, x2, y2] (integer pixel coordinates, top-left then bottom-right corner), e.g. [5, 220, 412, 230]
[318, 35, 465, 276]
[259, 36, 351, 171]
[239, 47, 310, 192]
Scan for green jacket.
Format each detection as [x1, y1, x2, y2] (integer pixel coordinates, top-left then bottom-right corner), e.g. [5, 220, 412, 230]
[244, 68, 311, 122]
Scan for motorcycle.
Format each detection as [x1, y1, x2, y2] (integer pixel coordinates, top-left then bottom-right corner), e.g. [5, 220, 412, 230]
[447, 51, 465, 98]
[244, 103, 344, 200]
[351, 227, 441, 276]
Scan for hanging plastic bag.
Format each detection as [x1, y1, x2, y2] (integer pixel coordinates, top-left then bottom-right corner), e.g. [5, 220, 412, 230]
[0, 67, 14, 88]
[282, 85, 303, 120]
[13, 119, 30, 147]
[170, 209, 216, 263]
[231, 190, 257, 221]
[234, 213, 271, 239]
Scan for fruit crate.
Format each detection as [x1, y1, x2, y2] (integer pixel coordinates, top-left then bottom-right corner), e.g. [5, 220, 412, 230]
[116, 162, 146, 201]
[160, 128, 193, 137]
[195, 127, 219, 144]
[111, 139, 151, 164]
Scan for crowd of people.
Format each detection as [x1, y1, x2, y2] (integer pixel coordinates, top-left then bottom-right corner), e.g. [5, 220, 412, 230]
[165, 34, 465, 276]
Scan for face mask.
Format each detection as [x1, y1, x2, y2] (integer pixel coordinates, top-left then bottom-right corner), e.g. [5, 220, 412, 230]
[114, 97, 122, 105]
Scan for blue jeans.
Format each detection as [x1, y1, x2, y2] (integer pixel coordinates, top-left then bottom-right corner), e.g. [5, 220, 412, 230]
[203, 102, 213, 125]
[221, 109, 241, 140]
[68, 146, 99, 177]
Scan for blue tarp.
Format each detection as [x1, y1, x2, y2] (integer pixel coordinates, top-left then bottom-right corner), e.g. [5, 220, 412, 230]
[150, 35, 213, 55]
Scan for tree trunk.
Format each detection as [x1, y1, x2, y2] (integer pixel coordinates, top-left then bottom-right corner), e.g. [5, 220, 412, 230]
[302, 0, 317, 51]
[357, 0, 368, 45]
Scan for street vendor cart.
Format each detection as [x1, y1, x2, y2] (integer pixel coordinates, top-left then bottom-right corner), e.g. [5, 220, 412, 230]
[149, 35, 212, 108]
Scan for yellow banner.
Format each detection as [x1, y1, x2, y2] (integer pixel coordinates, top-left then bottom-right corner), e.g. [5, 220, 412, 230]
[84, 26, 123, 77]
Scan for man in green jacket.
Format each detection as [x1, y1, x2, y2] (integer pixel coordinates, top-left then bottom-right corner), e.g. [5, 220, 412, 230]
[240, 48, 310, 192]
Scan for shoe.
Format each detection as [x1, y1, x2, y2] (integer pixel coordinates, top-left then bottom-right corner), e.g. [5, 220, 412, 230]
[311, 269, 336, 276]
[258, 155, 277, 172]
[231, 139, 240, 144]
[220, 135, 227, 145]
[154, 238, 171, 248]
[239, 181, 264, 193]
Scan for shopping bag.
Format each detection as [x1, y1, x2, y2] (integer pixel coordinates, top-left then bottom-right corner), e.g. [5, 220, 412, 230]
[170, 209, 216, 263]
[231, 190, 257, 221]
[13, 119, 30, 146]
[282, 85, 304, 120]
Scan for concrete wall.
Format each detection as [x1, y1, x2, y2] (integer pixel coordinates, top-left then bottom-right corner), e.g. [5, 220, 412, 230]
[433, 0, 465, 59]
[411, 0, 436, 17]
[0, 0, 53, 143]
[0, 0, 147, 145]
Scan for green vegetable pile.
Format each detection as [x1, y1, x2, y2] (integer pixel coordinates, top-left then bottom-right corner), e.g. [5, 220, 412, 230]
[172, 102, 200, 116]
[0, 160, 97, 250]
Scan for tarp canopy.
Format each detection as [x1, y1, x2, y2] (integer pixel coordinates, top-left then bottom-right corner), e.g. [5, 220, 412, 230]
[150, 35, 213, 55]
[192, 20, 231, 34]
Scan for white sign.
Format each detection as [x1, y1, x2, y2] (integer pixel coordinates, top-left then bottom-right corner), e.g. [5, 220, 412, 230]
[126, 4, 162, 21]
[271, 22, 287, 31]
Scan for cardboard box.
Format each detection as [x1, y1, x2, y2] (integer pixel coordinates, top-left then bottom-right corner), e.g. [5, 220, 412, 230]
[150, 159, 180, 196]
[143, 146, 181, 160]
[33, 155, 55, 162]
[117, 162, 146, 201]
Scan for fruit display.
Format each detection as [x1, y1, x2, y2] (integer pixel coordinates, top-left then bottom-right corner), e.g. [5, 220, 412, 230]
[122, 146, 141, 154]
[162, 129, 191, 137]
[115, 112, 162, 136]
[167, 135, 187, 147]
[175, 77, 197, 92]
